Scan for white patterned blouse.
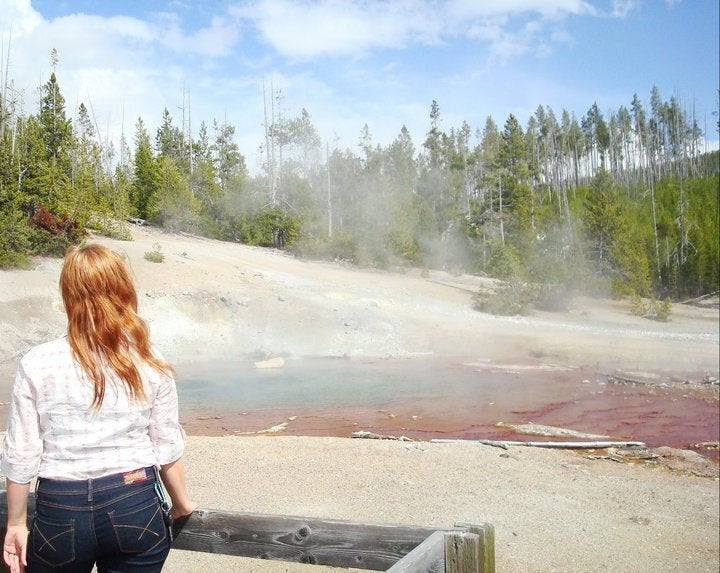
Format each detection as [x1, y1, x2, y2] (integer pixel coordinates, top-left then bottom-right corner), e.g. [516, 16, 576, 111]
[1, 337, 186, 483]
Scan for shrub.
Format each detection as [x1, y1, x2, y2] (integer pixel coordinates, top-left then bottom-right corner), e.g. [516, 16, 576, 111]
[474, 279, 533, 316]
[486, 241, 521, 280]
[0, 207, 33, 267]
[144, 242, 164, 263]
[527, 282, 572, 312]
[89, 215, 133, 241]
[26, 202, 87, 257]
[630, 293, 672, 321]
[292, 230, 357, 264]
[474, 277, 574, 316]
[246, 208, 298, 249]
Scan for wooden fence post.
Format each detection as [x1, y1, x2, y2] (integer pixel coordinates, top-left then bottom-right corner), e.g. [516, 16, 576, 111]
[445, 531, 479, 573]
[455, 522, 495, 573]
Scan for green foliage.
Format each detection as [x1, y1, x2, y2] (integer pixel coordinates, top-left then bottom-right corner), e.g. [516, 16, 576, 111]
[131, 119, 160, 220]
[475, 274, 575, 316]
[583, 170, 623, 270]
[630, 293, 672, 321]
[476, 235, 569, 316]
[475, 287, 520, 315]
[190, 159, 224, 228]
[27, 226, 74, 257]
[153, 156, 201, 231]
[486, 241, 522, 280]
[239, 208, 298, 249]
[581, 170, 652, 298]
[388, 227, 420, 264]
[524, 257, 576, 311]
[294, 230, 358, 263]
[144, 242, 164, 263]
[474, 279, 533, 316]
[0, 207, 33, 267]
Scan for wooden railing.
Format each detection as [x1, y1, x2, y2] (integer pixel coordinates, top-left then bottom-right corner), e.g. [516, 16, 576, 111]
[0, 492, 494, 572]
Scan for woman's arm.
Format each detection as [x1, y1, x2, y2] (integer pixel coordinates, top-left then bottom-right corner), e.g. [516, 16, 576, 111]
[148, 365, 196, 517]
[3, 479, 30, 572]
[159, 456, 197, 518]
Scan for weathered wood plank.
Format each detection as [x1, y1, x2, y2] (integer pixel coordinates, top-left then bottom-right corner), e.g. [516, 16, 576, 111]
[170, 509, 439, 570]
[455, 522, 495, 573]
[385, 530, 445, 573]
[445, 532, 479, 573]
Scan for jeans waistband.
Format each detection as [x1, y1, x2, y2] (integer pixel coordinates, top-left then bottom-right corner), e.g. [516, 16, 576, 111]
[38, 466, 157, 497]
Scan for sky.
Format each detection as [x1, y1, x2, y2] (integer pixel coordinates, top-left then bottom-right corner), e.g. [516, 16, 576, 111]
[1, 0, 718, 174]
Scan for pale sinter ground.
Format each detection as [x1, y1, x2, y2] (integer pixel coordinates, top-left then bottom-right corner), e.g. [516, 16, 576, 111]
[0, 225, 718, 573]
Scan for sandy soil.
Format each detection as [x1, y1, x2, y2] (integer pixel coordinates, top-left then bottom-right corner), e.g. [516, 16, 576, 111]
[0, 225, 718, 572]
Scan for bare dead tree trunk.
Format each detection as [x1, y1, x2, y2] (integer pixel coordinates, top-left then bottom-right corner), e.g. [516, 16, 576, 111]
[262, 80, 275, 205]
[0, 27, 11, 140]
[275, 88, 284, 207]
[326, 142, 332, 238]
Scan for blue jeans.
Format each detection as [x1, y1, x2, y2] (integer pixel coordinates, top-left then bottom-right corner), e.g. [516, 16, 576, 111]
[28, 467, 171, 573]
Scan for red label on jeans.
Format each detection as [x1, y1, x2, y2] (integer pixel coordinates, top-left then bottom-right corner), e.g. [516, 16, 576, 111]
[122, 468, 148, 484]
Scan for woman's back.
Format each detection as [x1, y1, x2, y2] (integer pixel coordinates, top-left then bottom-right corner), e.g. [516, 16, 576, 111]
[10, 337, 171, 481]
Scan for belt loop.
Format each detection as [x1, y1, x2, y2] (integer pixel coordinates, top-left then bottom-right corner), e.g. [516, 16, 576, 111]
[88, 477, 93, 502]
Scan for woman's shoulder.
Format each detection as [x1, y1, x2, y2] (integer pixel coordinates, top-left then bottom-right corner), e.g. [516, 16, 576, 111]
[20, 336, 71, 365]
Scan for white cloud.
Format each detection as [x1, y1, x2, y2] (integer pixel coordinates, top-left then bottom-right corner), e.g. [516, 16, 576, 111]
[186, 16, 241, 57]
[151, 10, 241, 57]
[0, 3, 243, 138]
[230, 0, 441, 60]
[0, 0, 43, 34]
[229, 0, 600, 64]
[447, 0, 596, 19]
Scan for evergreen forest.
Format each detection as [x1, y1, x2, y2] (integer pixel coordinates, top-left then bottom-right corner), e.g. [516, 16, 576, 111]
[1, 54, 718, 312]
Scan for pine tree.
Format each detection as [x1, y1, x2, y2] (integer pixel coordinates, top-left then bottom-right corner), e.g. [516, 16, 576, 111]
[131, 118, 160, 220]
[584, 170, 622, 273]
[384, 125, 420, 262]
[499, 114, 533, 239]
[155, 156, 201, 231]
[583, 170, 651, 295]
[156, 108, 185, 168]
[28, 64, 74, 211]
[213, 119, 246, 194]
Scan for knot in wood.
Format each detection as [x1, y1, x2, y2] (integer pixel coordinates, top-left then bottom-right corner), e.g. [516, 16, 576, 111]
[295, 525, 312, 542]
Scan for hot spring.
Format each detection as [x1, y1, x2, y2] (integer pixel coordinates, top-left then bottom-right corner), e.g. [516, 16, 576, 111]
[176, 356, 718, 456]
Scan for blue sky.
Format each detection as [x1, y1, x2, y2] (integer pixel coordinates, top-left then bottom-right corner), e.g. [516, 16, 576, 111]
[1, 0, 718, 174]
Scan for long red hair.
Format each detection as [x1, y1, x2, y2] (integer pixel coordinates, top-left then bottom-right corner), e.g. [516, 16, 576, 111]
[60, 243, 172, 408]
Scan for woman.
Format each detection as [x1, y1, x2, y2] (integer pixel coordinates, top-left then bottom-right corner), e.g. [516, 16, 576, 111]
[2, 243, 197, 572]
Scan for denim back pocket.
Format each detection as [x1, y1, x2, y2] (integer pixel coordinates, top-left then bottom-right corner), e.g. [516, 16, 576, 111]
[109, 497, 168, 554]
[31, 516, 76, 567]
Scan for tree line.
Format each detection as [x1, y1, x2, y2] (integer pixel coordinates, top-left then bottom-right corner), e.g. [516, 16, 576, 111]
[1, 52, 718, 306]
